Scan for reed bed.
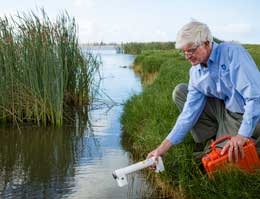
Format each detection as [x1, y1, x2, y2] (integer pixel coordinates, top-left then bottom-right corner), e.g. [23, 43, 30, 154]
[0, 9, 99, 127]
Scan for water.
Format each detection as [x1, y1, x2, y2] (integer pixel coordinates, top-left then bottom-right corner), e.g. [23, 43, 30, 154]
[0, 47, 155, 199]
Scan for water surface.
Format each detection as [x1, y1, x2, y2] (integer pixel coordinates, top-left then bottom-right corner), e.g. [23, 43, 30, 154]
[0, 47, 155, 199]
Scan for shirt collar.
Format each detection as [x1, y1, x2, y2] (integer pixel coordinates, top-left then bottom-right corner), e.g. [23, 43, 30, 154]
[197, 42, 219, 71]
[208, 42, 219, 64]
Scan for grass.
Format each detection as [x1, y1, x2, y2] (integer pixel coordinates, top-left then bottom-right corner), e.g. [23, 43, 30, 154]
[121, 44, 260, 199]
[0, 9, 99, 127]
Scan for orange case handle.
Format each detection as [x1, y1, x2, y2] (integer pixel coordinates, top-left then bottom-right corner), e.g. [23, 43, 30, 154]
[210, 136, 231, 151]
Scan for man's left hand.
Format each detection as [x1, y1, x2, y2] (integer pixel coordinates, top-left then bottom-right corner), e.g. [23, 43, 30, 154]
[220, 134, 249, 162]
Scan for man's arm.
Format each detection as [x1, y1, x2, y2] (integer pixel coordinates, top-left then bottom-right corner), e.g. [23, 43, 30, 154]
[147, 139, 173, 160]
[221, 45, 260, 162]
[147, 83, 206, 159]
[166, 85, 206, 145]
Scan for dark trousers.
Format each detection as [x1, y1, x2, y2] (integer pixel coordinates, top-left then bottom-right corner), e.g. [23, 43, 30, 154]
[172, 83, 260, 147]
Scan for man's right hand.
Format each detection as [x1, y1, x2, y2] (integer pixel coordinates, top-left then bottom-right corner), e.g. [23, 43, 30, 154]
[146, 139, 173, 170]
[147, 149, 160, 160]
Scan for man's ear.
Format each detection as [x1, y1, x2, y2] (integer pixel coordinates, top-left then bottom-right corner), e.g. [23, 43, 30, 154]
[204, 41, 210, 46]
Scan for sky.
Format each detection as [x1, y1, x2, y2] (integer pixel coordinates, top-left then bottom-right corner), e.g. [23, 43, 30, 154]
[0, 0, 260, 44]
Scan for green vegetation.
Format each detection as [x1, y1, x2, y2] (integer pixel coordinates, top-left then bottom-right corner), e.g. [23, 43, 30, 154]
[0, 10, 99, 127]
[121, 44, 260, 199]
[122, 42, 175, 54]
[244, 44, 260, 65]
[121, 37, 223, 55]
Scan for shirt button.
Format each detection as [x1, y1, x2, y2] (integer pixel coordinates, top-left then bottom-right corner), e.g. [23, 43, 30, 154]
[221, 64, 226, 70]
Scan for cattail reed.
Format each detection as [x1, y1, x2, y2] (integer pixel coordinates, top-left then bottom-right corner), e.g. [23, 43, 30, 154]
[0, 9, 99, 127]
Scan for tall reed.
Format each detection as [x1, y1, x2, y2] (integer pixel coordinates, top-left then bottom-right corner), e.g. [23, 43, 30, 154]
[0, 9, 99, 127]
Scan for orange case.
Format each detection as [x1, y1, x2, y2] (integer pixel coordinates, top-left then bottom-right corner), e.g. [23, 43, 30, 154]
[202, 136, 260, 174]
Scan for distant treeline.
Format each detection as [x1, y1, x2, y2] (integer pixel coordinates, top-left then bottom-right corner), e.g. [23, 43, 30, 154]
[121, 37, 223, 55]
[121, 42, 176, 54]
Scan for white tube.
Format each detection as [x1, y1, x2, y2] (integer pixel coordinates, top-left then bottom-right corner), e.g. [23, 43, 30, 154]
[112, 156, 164, 187]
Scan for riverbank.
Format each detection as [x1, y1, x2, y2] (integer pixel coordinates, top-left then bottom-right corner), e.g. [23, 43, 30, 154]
[121, 45, 260, 199]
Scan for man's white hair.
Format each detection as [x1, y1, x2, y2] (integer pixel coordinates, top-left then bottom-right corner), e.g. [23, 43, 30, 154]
[175, 21, 213, 49]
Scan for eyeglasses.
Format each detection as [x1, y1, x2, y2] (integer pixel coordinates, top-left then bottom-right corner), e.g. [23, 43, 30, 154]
[182, 45, 200, 56]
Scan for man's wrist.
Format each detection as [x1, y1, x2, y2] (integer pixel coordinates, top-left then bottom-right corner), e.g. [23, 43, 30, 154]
[157, 139, 173, 155]
[237, 134, 249, 140]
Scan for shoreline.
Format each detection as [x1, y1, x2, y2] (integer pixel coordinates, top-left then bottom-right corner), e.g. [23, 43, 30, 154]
[120, 46, 260, 199]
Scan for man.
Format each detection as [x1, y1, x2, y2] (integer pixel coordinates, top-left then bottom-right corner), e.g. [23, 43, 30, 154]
[147, 21, 260, 163]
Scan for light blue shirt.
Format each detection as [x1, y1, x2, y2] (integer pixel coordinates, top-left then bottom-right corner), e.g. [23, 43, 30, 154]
[166, 42, 260, 145]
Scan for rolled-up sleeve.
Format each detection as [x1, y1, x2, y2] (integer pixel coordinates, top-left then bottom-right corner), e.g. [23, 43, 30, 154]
[166, 77, 206, 145]
[229, 46, 260, 138]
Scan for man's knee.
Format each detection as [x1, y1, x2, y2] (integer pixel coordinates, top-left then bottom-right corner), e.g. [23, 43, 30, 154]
[172, 83, 188, 104]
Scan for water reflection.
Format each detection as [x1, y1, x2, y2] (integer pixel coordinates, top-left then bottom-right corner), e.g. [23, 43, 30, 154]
[0, 47, 149, 199]
[0, 126, 83, 198]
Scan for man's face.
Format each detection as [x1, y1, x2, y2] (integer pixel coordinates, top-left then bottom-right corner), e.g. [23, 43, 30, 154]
[181, 42, 211, 66]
